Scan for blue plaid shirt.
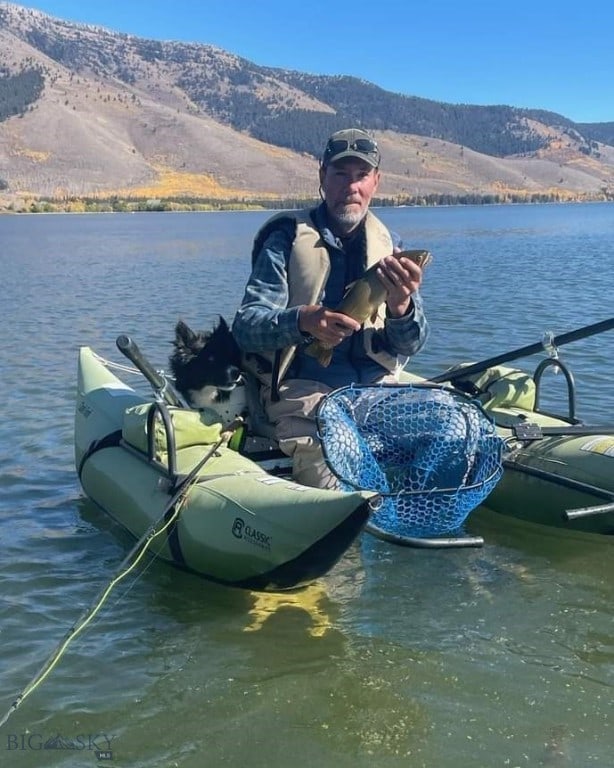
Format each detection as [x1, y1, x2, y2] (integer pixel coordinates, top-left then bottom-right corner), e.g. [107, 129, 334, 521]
[232, 205, 429, 377]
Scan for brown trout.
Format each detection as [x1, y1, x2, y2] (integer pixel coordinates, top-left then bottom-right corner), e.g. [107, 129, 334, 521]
[304, 249, 432, 367]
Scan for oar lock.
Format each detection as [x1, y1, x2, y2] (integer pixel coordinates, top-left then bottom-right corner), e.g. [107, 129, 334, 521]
[541, 330, 560, 361]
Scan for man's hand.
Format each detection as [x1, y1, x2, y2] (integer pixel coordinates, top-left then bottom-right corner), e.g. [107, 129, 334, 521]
[377, 252, 425, 317]
[299, 305, 361, 347]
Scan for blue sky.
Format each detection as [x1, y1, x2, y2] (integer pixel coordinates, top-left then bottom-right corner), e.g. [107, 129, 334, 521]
[20, 0, 614, 123]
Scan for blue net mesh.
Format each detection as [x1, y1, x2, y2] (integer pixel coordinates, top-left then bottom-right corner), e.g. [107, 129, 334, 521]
[316, 384, 504, 538]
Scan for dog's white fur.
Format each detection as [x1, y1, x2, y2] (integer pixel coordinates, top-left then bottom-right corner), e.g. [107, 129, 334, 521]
[188, 381, 248, 426]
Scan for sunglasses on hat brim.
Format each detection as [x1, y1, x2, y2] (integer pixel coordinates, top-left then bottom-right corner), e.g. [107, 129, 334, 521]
[323, 138, 379, 159]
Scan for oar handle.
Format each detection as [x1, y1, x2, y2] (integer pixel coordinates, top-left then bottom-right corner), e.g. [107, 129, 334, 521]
[116, 334, 182, 406]
[564, 501, 614, 520]
[430, 317, 614, 384]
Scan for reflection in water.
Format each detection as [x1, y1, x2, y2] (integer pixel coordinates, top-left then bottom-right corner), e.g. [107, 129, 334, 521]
[245, 584, 334, 638]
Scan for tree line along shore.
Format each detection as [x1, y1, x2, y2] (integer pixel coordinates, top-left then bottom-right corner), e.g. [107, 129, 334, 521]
[2, 189, 613, 214]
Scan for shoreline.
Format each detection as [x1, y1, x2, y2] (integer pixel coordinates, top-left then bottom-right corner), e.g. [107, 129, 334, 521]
[2, 191, 612, 215]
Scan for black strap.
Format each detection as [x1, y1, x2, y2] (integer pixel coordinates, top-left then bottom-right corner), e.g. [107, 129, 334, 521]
[78, 429, 188, 566]
[163, 502, 187, 567]
[77, 431, 122, 481]
[270, 350, 282, 402]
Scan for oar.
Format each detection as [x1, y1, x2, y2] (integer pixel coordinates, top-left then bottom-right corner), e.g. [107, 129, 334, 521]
[116, 334, 183, 406]
[429, 317, 614, 384]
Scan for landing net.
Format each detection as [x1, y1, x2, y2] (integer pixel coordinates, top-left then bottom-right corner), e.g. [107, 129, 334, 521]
[316, 384, 504, 539]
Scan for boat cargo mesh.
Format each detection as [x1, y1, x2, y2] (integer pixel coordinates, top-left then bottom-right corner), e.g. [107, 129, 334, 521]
[316, 384, 504, 539]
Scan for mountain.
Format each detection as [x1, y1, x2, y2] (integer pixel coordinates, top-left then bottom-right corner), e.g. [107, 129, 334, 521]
[1, 1, 614, 210]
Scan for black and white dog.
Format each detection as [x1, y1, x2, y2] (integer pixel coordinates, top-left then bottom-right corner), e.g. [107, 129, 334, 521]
[169, 317, 243, 410]
[170, 318, 287, 463]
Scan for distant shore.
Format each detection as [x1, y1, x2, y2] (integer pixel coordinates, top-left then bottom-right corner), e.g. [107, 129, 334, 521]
[2, 189, 613, 214]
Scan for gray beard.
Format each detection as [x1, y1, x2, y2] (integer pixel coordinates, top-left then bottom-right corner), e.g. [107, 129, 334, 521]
[329, 207, 366, 234]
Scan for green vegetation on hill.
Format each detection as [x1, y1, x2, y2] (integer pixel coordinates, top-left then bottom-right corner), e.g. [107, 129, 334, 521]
[8, 188, 611, 215]
[254, 73, 549, 158]
[0, 67, 45, 122]
[176, 61, 611, 160]
[173, 60, 554, 158]
[578, 122, 614, 147]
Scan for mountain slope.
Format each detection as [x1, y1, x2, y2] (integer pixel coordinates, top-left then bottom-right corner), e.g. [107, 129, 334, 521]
[1, 1, 614, 207]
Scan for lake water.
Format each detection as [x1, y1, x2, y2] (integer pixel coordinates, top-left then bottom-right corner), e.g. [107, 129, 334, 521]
[1, 203, 613, 767]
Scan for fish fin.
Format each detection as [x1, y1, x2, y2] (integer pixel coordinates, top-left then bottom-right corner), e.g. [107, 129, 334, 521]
[304, 341, 333, 368]
[304, 341, 319, 359]
[341, 280, 357, 299]
[398, 249, 432, 269]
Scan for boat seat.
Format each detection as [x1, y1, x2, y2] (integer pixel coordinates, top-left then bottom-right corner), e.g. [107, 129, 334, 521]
[121, 401, 226, 479]
[483, 370, 536, 410]
[122, 403, 223, 459]
[452, 364, 536, 411]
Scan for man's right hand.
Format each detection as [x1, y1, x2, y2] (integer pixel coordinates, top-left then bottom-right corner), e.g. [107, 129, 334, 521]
[299, 305, 361, 347]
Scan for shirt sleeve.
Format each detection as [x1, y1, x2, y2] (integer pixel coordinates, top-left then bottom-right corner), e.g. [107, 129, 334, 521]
[232, 226, 305, 353]
[381, 230, 429, 356]
[382, 290, 429, 357]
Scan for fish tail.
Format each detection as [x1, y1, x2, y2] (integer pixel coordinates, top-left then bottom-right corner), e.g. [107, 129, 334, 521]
[304, 341, 333, 368]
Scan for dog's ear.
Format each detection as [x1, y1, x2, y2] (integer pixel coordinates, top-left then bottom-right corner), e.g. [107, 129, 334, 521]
[174, 319, 197, 347]
[218, 315, 229, 332]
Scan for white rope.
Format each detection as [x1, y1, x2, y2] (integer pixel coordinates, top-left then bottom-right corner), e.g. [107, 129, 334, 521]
[91, 352, 177, 385]
[91, 351, 143, 376]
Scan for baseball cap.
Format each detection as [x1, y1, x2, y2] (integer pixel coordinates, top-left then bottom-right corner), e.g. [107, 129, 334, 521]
[321, 128, 380, 168]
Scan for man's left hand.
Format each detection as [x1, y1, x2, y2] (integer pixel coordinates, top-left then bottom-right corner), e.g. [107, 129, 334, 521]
[376, 253, 424, 317]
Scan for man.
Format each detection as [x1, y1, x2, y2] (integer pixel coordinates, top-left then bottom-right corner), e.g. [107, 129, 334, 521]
[232, 128, 429, 488]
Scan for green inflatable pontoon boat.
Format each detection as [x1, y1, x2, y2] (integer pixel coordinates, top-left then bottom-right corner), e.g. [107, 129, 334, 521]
[75, 318, 614, 588]
[427, 357, 614, 536]
[75, 346, 376, 591]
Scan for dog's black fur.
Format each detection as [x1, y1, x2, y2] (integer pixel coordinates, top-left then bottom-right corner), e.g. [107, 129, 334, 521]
[169, 317, 243, 408]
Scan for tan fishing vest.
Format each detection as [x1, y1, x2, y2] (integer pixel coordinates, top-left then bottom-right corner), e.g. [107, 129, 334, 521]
[244, 208, 405, 391]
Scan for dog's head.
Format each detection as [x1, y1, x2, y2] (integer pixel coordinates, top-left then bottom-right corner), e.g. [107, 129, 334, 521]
[170, 316, 242, 407]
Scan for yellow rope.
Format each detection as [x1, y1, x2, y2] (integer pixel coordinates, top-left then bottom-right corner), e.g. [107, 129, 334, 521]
[0, 422, 235, 729]
[0, 490, 189, 729]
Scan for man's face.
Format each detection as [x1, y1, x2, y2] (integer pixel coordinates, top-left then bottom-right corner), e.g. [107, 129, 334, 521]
[319, 158, 380, 233]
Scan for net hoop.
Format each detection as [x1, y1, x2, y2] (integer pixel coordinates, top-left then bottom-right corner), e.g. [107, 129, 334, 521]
[316, 383, 504, 540]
